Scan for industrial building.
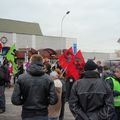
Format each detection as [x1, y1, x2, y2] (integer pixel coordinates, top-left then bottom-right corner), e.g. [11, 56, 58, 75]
[0, 18, 118, 64]
[0, 18, 77, 50]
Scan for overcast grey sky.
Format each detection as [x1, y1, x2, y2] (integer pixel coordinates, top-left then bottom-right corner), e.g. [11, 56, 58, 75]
[0, 0, 120, 52]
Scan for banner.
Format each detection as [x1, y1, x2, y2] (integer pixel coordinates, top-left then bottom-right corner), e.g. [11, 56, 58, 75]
[59, 47, 74, 69]
[6, 44, 18, 75]
[59, 48, 85, 80]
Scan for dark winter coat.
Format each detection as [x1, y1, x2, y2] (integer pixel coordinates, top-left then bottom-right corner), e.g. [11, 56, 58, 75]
[0, 65, 10, 86]
[11, 62, 58, 118]
[69, 71, 115, 120]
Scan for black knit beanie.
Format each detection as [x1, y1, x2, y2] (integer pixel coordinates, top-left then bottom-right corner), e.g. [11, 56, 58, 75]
[84, 60, 98, 71]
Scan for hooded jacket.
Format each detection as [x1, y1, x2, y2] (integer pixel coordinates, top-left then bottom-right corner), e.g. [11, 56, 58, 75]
[11, 62, 58, 118]
[69, 71, 115, 120]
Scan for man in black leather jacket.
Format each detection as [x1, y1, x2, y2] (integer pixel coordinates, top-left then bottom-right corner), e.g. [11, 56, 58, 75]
[69, 60, 116, 120]
[11, 54, 58, 120]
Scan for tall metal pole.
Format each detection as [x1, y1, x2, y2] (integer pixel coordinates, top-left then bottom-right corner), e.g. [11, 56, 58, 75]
[60, 11, 70, 54]
[61, 11, 70, 37]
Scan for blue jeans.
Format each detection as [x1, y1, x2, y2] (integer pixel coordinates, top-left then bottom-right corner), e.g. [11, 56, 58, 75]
[22, 116, 48, 120]
[0, 86, 5, 110]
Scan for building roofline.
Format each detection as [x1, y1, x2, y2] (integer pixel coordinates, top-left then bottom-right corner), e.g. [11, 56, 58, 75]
[0, 18, 43, 36]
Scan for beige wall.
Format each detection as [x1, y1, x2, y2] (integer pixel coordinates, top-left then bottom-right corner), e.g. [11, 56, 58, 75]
[0, 32, 33, 49]
[0, 32, 77, 50]
[66, 37, 77, 49]
[16, 34, 32, 49]
[82, 52, 111, 63]
[36, 36, 66, 50]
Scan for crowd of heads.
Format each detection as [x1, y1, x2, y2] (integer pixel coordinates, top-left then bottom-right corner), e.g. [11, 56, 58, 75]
[2, 53, 120, 81]
[27, 54, 120, 80]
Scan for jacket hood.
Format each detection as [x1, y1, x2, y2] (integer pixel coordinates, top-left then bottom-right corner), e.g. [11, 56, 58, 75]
[83, 70, 100, 78]
[27, 62, 45, 76]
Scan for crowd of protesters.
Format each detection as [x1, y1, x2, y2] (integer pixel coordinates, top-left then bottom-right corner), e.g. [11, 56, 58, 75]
[0, 53, 120, 120]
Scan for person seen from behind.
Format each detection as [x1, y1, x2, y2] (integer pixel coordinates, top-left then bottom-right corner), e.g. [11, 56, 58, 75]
[102, 65, 112, 80]
[69, 59, 116, 120]
[0, 60, 10, 113]
[49, 69, 62, 120]
[44, 58, 51, 75]
[11, 54, 58, 120]
[55, 68, 66, 120]
[97, 61, 103, 77]
[105, 66, 120, 120]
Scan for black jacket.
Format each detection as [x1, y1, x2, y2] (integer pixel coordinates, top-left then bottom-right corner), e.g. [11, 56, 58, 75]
[69, 71, 115, 120]
[0, 65, 10, 86]
[11, 62, 58, 118]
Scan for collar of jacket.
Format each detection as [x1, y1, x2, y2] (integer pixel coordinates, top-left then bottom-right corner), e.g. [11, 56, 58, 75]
[83, 70, 100, 78]
[27, 62, 45, 76]
[112, 75, 120, 83]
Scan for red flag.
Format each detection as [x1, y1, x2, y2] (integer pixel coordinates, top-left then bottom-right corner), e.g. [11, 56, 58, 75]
[64, 47, 74, 56]
[59, 48, 85, 80]
[74, 50, 85, 70]
[59, 47, 74, 69]
[66, 61, 80, 80]
[0, 42, 3, 51]
[66, 50, 85, 80]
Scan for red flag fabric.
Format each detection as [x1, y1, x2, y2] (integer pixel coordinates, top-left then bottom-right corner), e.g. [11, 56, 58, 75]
[66, 60, 80, 80]
[59, 48, 85, 80]
[0, 42, 3, 51]
[74, 50, 85, 70]
[69, 50, 85, 79]
[59, 47, 74, 69]
[64, 47, 74, 55]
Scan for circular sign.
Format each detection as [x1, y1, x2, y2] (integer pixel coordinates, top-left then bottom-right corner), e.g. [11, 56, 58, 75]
[0, 36, 8, 44]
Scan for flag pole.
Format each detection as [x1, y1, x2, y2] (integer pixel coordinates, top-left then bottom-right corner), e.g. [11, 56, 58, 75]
[51, 60, 58, 69]
[60, 65, 68, 78]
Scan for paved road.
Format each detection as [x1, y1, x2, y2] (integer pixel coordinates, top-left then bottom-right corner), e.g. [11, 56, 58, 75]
[0, 87, 74, 120]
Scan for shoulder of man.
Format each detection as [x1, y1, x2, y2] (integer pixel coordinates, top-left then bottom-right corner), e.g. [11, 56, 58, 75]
[41, 73, 54, 82]
[105, 76, 115, 81]
[17, 73, 30, 83]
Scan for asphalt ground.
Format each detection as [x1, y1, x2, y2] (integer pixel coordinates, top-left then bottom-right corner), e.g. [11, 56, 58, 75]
[0, 87, 74, 120]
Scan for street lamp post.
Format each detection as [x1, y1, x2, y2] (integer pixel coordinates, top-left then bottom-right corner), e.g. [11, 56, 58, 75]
[61, 11, 70, 37]
[60, 11, 70, 54]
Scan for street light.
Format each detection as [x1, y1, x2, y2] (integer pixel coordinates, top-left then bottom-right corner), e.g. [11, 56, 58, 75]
[60, 11, 70, 54]
[61, 11, 70, 37]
